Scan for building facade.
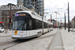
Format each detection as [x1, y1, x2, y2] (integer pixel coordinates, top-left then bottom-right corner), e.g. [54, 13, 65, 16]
[0, 7, 1, 21]
[0, 3, 29, 29]
[71, 17, 75, 28]
[17, 0, 44, 16]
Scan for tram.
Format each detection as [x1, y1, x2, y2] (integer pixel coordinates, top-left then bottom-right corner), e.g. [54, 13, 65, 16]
[53, 25, 57, 28]
[12, 11, 53, 39]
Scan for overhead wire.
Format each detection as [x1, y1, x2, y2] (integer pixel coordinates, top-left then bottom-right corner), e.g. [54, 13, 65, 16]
[48, 0, 59, 10]
[45, 0, 60, 14]
[44, 0, 61, 18]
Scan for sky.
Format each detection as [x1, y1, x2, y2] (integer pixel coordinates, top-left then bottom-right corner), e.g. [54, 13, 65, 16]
[0, 0, 75, 23]
[44, 0, 75, 23]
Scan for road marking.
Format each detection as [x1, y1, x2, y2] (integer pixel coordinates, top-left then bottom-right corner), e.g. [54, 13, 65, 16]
[60, 30, 64, 50]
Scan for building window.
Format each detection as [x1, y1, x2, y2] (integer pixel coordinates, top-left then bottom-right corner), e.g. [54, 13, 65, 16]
[35, 0, 38, 2]
[21, 0, 23, 1]
[37, 2, 39, 3]
[38, 0, 41, 1]
[31, 0, 34, 2]
[27, 2, 30, 4]
[28, 0, 29, 1]
[37, 5, 38, 6]
[17, 0, 19, 2]
[31, 3, 35, 5]
[35, 3, 37, 5]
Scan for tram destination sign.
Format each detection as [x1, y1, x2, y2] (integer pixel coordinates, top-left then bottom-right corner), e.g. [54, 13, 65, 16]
[15, 14, 26, 16]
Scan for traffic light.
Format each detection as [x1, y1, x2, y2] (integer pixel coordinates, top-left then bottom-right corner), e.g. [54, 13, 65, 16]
[9, 16, 11, 24]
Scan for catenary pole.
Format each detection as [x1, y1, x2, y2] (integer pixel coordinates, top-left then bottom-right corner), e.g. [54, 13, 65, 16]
[68, 2, 70, 32]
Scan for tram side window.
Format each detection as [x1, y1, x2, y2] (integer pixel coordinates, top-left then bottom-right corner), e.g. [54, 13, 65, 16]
[39, 21, 42, 28]
[44, 22, 46, 28]
[36, 20, 42, 29]
[50, 25, 53, 28]
[28, 20, 32, 30]
[49, 24, 53, 28]
[44, 22, 49, 28]
[47, 24, 49, 28]
[32, 19, 36, 29]
[49, 25, 51, 28]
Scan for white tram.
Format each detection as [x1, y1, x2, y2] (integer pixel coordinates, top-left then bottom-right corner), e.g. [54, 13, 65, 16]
[12, 11, 53, 39]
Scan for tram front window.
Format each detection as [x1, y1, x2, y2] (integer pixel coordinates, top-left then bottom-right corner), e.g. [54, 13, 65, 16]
[12, 13, 28, 30]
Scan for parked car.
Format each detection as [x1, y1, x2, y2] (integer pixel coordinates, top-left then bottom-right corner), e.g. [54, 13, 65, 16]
[0, 27, 4, 32]
[0, 22, 4, 32]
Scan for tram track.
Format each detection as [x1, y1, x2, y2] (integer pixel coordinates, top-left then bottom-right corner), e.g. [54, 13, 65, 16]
[0, 36, 38, 50]
[0, 40, 20, 50]
[60, 30, 64, 50]
[2, 39, 33, 50]
[3, 40, 26, 50]
[46, 30, 58, 50]
[46, 29, 64, 50]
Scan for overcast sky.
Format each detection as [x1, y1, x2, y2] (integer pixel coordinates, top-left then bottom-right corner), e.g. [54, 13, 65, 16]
[44, 0, 75, 23]
[0, 0, 75, 23]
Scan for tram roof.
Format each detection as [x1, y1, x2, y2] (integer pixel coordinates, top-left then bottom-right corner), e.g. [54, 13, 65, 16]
[16, 11, 53, 25]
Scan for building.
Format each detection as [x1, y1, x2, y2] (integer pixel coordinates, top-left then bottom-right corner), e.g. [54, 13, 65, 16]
[71, 17, 75, 28]
[48, 19, 59, 25]
[17, 0, 23, 6]
[17, 0, 44, 16]
[48, 19, 64, 28]
[0, 3, 29, 29]
[0, 7, 1, 21]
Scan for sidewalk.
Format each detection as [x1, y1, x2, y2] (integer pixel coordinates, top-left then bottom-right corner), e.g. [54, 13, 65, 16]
[61, 28, 75, 50]
[70, 28, 75, 32]
[0, 30, 12, 37]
